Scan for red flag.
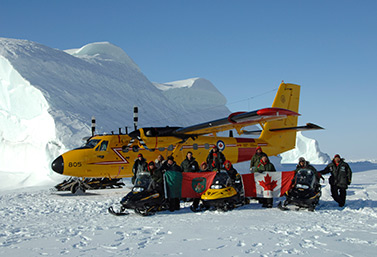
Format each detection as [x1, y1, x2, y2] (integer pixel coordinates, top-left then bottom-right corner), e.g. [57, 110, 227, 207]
[181, 171, 217, 198]
[242, 171, 295, 198]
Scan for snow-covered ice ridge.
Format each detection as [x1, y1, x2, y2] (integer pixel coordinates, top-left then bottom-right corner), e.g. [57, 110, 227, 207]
[0, 37, 329, 189]
[0, 38, 230, 189]
[281, 132, 331, 164]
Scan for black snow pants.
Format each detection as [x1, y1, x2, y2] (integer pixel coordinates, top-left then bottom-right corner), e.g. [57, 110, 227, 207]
[330, 184, 347, 207]
[169, 198, 180, 212]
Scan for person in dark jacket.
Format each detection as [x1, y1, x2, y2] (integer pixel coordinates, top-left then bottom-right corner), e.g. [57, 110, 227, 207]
[180, 152, 199, 172]
[295, 157, 321, 181]
[255, 155, 276, 208]
[148, 161, 163, 193]
[132, 154, 148, 184]
[224, 160, 243, 194]
[160, 156, 182, 212]
[224, 160, 238, 182]
[155, 154, 165, 169]
[250, 147, 268, 172]
[159, 156, 182, 173]
[206, 145, 226, 171]
[320, 154, 352, 207]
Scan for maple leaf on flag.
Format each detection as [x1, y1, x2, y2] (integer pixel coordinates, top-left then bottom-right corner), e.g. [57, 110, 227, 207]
[258, 174, 278, 191]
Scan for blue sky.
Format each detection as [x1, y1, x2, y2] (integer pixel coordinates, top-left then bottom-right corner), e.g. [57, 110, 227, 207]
[1, 0, 377, 160]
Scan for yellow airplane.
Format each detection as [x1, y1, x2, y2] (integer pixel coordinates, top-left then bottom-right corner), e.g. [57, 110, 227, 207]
[52, 82, 322, 184]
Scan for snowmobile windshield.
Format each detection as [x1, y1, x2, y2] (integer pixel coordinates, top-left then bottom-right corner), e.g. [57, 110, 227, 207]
[295, 169, 316, 189]
[212, 170, 231, 188]
[134, 172, 152, 190]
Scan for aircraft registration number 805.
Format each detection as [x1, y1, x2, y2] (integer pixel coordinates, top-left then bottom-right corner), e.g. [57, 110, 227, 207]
[68, 162, 82, 168]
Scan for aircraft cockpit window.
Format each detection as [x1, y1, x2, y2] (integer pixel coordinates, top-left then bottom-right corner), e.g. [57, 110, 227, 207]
[84, 139, 101, 149]
[99, 141, 109, 151]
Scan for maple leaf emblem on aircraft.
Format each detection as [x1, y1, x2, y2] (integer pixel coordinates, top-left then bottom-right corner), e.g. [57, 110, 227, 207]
[258, 174, 278, 191]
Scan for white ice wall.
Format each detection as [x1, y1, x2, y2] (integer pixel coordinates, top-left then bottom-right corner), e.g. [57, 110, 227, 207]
[0, 56, 62, 189]
[280, 132, 331, 164]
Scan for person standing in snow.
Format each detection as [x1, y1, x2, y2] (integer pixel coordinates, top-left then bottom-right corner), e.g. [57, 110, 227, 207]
[180, 151, 199, 172]
[160, 156, 182, 212]
[320, 154, 352, 207]
[206, 145, 226, 171]
[250, 146, 268, 172]
[255, 155, 276, 208]
[132, 154, 148, 184]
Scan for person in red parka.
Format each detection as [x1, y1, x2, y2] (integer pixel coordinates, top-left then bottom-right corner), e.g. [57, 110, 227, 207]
[206, 145, 226, 171]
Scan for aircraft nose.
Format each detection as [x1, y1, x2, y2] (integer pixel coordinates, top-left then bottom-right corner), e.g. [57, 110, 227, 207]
[51, 155, 64, 174]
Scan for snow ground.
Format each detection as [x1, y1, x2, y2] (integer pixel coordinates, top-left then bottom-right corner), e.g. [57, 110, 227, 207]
[1, 163, 376, 256]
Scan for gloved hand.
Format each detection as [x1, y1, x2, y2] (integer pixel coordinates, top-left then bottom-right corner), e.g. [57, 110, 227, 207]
[318, 172, 325, 182]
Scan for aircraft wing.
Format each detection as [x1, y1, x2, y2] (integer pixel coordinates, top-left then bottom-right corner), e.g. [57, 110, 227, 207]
[174, 107, 300, 136]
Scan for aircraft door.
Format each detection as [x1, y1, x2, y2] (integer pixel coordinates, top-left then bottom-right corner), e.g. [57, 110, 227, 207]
[96, 140, 109, 158]
[85, 140, 110, 175]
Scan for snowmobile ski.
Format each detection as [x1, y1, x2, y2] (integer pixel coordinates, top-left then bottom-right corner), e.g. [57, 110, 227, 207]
[108, 206, 129, 216]
[277, 201, 290, 211]
[277, 201, 315, 212]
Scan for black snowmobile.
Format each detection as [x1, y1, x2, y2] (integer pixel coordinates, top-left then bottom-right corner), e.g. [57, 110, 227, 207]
[200, 170, 246, 211]
[108, 172, 168, 216]
[278, 168, 321, 211]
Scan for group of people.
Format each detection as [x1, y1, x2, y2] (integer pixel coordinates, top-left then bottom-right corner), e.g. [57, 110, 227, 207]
[250, 146, 353, 208]
[132, 144, 353, 211]
[132, 145, 238, 212]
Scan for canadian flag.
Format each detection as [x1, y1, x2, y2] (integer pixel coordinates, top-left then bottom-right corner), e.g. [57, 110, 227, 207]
[242, 171, 295, 198]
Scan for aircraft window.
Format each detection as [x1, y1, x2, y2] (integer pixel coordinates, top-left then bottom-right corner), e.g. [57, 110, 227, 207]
[99, 141, 109, 151]
[158, 147, 165, 152]
[85, 139, 101, 149]
[132, 145, 139, 152]
[167, 145, 174, 151]
[204, 143, 209, 149]
[193, 144, 198, 150]
[145, 129, 156, 137]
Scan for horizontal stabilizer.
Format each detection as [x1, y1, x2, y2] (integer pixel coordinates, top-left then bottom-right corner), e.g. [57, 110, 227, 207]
[242, 123, 323, 135]
[269, 123, 324, 132]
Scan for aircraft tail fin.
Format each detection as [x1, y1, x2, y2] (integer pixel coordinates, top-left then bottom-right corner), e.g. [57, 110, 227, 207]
[259, 82, 300, 156]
